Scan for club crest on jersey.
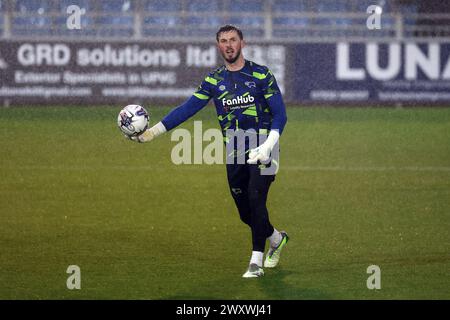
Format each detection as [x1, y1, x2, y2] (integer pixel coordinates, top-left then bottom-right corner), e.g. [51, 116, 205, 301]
[245, 81, 256, 88]
[219, 85, 226, 91]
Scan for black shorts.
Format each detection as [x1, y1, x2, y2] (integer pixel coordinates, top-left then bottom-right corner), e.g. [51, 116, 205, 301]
[226, 162, 275, 195]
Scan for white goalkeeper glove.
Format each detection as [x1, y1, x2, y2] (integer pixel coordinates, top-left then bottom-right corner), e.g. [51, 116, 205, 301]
[128, 121, 167, 143]
[247, 130, 280, 165]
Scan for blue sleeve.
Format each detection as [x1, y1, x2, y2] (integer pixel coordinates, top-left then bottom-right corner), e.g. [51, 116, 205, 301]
[161, 95, 210, 131]
[260, 68, 287, 134]
[267, 94, 287, 135]
[161, 78, 212, 131]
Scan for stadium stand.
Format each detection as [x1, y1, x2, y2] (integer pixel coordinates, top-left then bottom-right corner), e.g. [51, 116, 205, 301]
[12, 0, 52, 36]
[95, 0, 134, 37]
[0, 1, 3, 37]
[142, 0, 183, 37]
[0, 0, 447, 40]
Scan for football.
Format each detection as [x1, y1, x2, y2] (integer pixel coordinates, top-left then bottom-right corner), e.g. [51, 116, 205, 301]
[117, 104, 150, 137]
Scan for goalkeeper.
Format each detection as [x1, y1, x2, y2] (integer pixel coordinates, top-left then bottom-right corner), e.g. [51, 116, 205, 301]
[129, 25, 288, 278]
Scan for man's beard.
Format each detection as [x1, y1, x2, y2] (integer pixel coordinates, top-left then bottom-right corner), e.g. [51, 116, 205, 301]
[223, 48, 241, 64]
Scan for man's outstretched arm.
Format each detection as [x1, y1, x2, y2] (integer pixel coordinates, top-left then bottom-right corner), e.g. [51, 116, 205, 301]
[130, 94, 210, 143]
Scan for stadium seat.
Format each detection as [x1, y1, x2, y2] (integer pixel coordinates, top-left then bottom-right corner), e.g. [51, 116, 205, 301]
[53, 0, 95, 37]
[145, 0, 182, 12]
[14, 0, 52, 12]
[53, 1, 97, 37]
[273, 17, 309, 27]
[12, 4, 53, 37]
[186, 0, 222, 12]
[56, 0, 91, 12]
[400, 2, 419, 28]
[186, 16, 223, 28]
[143, 27, 183, 38]
[95, 16, 133, 25]
[400, 3, 419, 14]
[95, 15, 134, 37]
[13, 0, 52, 34]
[12, 15, 52, 27]
[183, 1, 225, 37]
[95, 6, 134, 37]
[97, 29, 133, 37]
[98, 0, 133, 12]
[228, 0, 264, 12]
[315, 2, 352, 27]
[356, 0, 392, 13]
[272, 0, 310, 13]
[227, 16, 264, 28]
[143, 16, 183, 37]
[57, 0, 133, 37]
[313, 17, 351, 26]
[272, 29, 308, 39]
[143, 0, 182, 37]
[144, 16, 181, 27]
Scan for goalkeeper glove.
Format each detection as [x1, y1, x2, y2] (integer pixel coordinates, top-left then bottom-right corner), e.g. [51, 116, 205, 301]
[128, 121, 167, 143]
[247, 130, 280, 165]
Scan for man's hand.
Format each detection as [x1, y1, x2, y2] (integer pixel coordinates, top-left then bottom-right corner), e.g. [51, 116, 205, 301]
[127, 121, 167, 143]
[247, 145, 271, 164]
[128, 129, 155, 143]
[246, 130, 280, 165]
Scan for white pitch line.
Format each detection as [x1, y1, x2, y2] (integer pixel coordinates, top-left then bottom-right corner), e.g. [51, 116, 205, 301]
[282, 166, 450, 172]
[1, 165, 450, 172]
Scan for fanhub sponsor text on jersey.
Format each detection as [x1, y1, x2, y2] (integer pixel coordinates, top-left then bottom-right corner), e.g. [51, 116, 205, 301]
[222, 94, 255, 109]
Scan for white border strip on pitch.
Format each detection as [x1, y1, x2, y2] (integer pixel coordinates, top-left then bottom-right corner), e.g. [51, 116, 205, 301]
[1, 165, 450, 172]
[283, 166, 450, 172]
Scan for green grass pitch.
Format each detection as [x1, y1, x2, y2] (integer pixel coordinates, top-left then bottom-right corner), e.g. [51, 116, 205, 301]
[0, 105, 449, 299]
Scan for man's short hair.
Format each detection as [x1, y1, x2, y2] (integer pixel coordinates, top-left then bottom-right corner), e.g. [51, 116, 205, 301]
[216, 25, 244, 42]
